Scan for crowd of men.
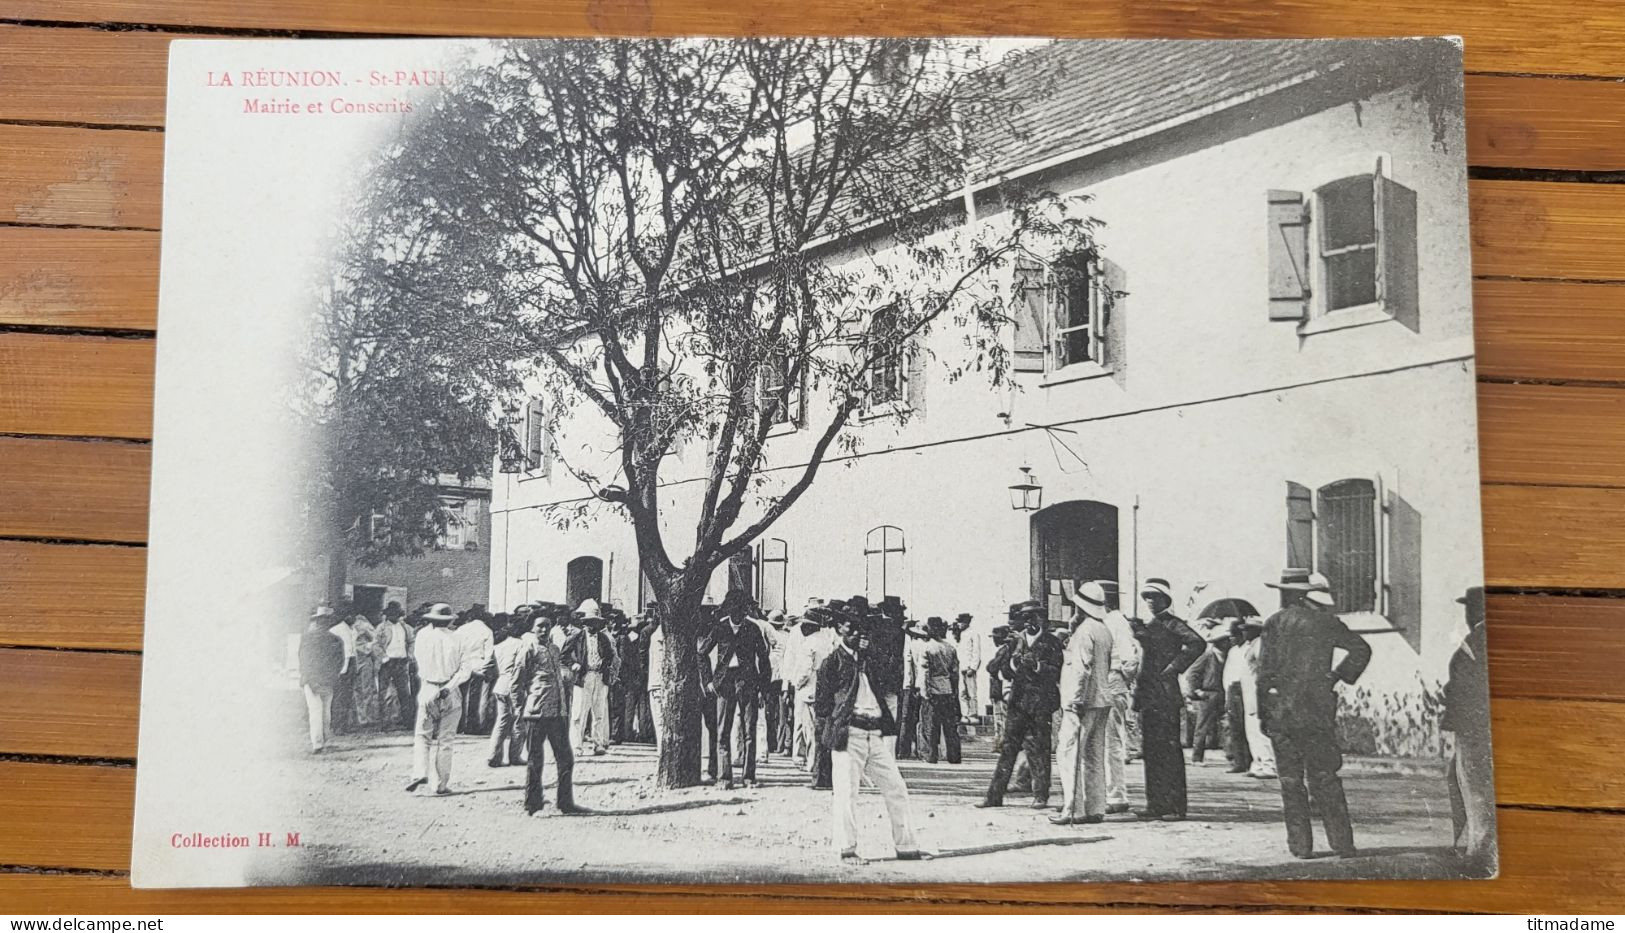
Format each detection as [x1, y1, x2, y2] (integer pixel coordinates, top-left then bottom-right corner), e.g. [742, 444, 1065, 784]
[295, 566, 1495, 870]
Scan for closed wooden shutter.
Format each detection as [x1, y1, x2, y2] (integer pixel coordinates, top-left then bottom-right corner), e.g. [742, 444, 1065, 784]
[1100, 257, 1127, 387]
[1286, 481, 1314, 571]
[1376, 175, 1421, 333]
[1386, 490, 1423, 653]
[524, 398, 545, 472]
[905, 343, 927, 416]
[1268, 190, 1311, 322]
[1012, 258, 1048, 373]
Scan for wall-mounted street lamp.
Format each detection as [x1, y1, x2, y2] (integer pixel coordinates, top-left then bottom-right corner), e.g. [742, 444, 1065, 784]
[1008, 466, 1043, 512]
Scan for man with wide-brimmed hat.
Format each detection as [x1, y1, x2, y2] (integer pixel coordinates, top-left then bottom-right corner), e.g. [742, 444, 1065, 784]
[1443, 585, 1495, 872]
[567, 599, 615, 757]
[298, 606, 345, 753]
[1185, 624, 1230, 765]
[896, 619, 932, 760]
[1054, 584, 1117, 824]
[791, 602, 839, 779]
[977, 599, 1063, 809]
[698, 589, 771, 789]
[1132, 577, 1205, 821]
[919, 617, 962, 765]
[1078, 580, 1138, 812]
[1257, 568, 1372, 858]
[405, 603, 479, 795]
[950, 613, 980, 718]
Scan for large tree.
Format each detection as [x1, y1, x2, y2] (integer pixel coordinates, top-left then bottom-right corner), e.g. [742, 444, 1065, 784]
[386, 38, 1101, 786]
[294, 170, 527, 604]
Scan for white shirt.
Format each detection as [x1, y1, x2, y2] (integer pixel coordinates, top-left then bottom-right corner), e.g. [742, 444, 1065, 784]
[1222, 641, 1248, 688]
[414, 625, 476, 688]
[1102, 609, 1140, 676]
[457, 619, 495, 670]
[845, 645, 882, 717]
[955, 628, 981, 671]
[381, 620, 409, 660]
[328, 621, 356, 673]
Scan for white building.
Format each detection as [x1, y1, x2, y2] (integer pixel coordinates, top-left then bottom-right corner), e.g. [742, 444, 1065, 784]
[488, 40, 1480, 753]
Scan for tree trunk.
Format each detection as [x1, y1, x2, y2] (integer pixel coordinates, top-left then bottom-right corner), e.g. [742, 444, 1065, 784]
[655, 583, 708, 788]
[326, 534, 349, 607]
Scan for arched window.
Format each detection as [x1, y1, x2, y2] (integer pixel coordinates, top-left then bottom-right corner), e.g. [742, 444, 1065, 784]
[864, 525, 907, 603]
[565, 556, 603, 608]
[755, 538, 789, 614]
[1317, 479, 1377, 612]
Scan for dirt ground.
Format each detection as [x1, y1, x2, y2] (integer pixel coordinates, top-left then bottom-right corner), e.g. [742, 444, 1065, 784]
[256, 719, 1471, 886]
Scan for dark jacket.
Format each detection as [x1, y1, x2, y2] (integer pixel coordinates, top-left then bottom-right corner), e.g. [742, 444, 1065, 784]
[1133, 612, 1205, 713]
[1441, 621, 1490, 736]
[515, 635, 569, 720]
[564, 628, 614, 677]
[1256, 603, 1372, 735]
[988, 630, 1063, 716]
[698, 619, 771, 695]
[298, 627, 345, 690]
[1185, 646, 1225, 700]
[813, 645, 898, 751]
[866, 620, 906, 697]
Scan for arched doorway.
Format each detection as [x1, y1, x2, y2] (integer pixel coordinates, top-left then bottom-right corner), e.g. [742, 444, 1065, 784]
[565, 555, 604, 608]
[1031, 500, 1119, 625]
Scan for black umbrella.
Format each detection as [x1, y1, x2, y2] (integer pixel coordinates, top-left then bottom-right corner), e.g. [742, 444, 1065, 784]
[1196, 598, 1260, 621]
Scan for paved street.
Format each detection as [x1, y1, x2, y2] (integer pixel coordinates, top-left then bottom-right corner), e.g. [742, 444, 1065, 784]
[259, 721, 1466, 886]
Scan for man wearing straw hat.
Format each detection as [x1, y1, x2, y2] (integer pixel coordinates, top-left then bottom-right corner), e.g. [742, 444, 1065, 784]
[1054, 585, 1114, 824]
[1131, 577, 1205, 821]
[404, 603, 479, 795]
[1074, 581, 1136, 813]
[1257, 568, 1372, 858]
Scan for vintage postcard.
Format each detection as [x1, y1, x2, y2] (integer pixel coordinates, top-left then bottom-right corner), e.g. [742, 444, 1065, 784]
[133, 36, 1494, 888]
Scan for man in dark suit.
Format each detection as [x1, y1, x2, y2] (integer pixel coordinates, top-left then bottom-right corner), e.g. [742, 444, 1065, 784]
[814, 608, 924, 863]
[1443, 586, 1495, 872]
[1132, 577, 1205, 821]
[977, 600, 1063, 809]
[1257, 569, 1372, 858]
[699, 589, 771, 789]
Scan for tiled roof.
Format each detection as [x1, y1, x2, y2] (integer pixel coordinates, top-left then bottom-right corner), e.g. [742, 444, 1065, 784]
[967, 38, 1368, 183]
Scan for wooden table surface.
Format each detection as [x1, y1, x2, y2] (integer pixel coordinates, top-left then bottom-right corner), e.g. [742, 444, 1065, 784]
[3, 0, 1624, 914]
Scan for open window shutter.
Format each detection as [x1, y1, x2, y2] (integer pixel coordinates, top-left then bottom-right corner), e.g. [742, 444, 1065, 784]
[524, 399, 544, 471]
[1268, 190, 1310, 322]
[1286, 481, 1314, 570]
[1376, 175, 1420, 334]
[1011, 259, 1048, 373]
[1386, 490, 1423, 653]
[1100, 258, 1128, 387]
[905, 343, 927, 416]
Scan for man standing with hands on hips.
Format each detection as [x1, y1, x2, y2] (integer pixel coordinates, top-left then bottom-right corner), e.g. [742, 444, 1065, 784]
[815, 606, 926, 864]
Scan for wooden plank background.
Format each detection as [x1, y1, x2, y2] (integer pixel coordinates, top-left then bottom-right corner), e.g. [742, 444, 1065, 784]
[1, 1, 1622, 913]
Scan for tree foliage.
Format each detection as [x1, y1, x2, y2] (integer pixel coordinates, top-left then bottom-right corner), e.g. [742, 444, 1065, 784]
[382, 38, 1101, 784]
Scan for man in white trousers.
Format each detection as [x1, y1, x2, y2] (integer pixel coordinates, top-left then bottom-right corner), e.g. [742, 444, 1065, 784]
[405, 603, 477, 795]
[814, 609, 927, 863]
[1054, 586, 1115, 824]
[1086, 580, 1140, 813]
[951, 613, 981, 718]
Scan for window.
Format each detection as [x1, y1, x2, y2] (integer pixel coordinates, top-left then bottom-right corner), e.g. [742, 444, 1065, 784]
[755, 537, 788, 614]
[1053, 256, 1103, 368]
[864, 525, 907, 603]
[1281, 479, 1423, 650]
[565, 556, 604, 608]
[1317, 479, 1378, 613]
[1267, 170, 1419, 332]
[756, 345, 803, 427]
[866, 306, 906, 406]
[1318, 176, 1380, 312]
[1012, 253, 1127, 382]
[522, 398, 551, 477]
[440, 500, 467, 549]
